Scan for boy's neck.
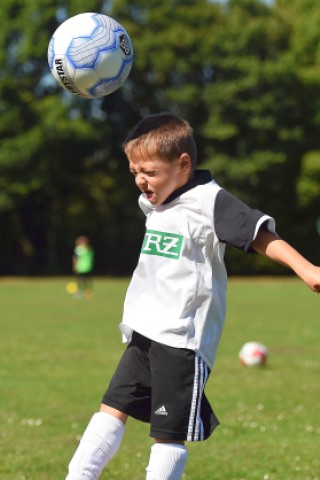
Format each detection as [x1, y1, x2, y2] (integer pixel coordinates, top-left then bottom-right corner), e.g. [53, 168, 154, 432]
[163, 170, 212, 205]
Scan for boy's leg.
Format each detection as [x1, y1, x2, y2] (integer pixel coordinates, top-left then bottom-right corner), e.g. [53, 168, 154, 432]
[145, 342, 219, 480]
[146, 440, 188, 480]
[66, 406, 127, 480]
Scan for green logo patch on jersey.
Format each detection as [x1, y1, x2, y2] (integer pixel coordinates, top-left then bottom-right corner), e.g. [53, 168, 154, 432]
[141, 230, 183, 259]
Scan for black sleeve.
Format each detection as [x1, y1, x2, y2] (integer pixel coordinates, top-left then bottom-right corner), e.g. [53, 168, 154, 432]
[214, 189, 272, 252]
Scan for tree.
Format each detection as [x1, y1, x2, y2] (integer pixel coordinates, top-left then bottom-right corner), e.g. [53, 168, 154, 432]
[200, 0, 320, 269]
[1, 0, 320, 275]
[0, 0, 144, 274]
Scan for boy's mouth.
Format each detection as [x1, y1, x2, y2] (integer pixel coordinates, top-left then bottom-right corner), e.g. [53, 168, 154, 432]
[144, 190, 154, 200]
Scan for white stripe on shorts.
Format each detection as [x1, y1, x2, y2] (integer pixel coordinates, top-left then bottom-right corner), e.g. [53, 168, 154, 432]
[187, 354, 209, 441]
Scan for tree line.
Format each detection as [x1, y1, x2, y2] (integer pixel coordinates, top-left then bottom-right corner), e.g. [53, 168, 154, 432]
[0, 0, 319, 275]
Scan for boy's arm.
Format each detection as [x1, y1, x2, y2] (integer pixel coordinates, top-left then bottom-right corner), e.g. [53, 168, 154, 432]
[251, 230, 320, 294]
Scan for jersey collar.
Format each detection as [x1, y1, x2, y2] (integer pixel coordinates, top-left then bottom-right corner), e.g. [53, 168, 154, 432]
[162, 169, 212, 205]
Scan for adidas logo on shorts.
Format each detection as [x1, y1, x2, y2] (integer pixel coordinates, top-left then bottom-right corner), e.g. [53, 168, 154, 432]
[154, 405, 168, 416]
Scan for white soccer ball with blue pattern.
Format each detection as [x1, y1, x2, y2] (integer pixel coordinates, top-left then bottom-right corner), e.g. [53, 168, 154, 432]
[48, 12, 133, 99]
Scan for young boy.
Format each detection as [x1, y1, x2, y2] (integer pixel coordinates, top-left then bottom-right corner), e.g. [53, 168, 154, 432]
[72, 236, 94, 298]
[65, 113, 320, 480]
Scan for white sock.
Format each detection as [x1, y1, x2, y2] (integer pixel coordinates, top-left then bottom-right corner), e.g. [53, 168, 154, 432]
[66, 412, 125, 480]
[146, 443, 188, 480]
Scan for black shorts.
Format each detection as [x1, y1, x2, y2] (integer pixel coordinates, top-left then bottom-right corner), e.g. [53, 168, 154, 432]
[102, 332, 219, 441]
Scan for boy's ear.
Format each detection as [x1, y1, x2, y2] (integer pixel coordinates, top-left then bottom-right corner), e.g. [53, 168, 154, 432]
[179, 153, 192, 174]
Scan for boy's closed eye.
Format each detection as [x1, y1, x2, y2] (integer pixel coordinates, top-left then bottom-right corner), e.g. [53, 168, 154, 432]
[130, 170, 157, 177]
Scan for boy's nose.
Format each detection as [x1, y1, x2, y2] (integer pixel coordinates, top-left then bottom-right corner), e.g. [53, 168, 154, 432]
[135, 173, 147, 188]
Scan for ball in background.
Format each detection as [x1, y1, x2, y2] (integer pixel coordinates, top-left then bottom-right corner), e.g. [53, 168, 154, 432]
[48, 12, 133, 99]
[66, 282, 78, 294]
[239, 341, 268, 367]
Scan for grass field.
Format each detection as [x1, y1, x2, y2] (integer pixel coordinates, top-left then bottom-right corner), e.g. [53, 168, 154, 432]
[0, 277, 319, 480]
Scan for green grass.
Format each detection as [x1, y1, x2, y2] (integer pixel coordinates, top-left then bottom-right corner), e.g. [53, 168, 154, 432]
[0, 277, 319, 480]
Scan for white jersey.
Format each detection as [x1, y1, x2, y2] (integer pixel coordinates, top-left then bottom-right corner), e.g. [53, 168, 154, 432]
[120, 170, 276, 369]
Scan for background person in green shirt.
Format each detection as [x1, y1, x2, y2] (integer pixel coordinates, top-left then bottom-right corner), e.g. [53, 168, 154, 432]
[72, 236, 94, 298]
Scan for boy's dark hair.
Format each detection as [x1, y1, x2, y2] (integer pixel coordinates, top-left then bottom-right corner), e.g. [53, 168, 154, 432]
[123, 112, 197, 169]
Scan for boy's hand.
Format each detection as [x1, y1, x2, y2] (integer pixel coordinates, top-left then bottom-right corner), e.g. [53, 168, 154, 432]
[303, 265, 320, 294]
[251, 230, 320, 294]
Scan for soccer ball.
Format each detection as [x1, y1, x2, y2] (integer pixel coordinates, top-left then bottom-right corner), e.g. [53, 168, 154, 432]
[239, 341, 268, 367]
[47, 12, 133, 99]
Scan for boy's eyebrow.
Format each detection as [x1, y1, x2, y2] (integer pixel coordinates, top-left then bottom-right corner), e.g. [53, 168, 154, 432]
[129, 165, 157, 172]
